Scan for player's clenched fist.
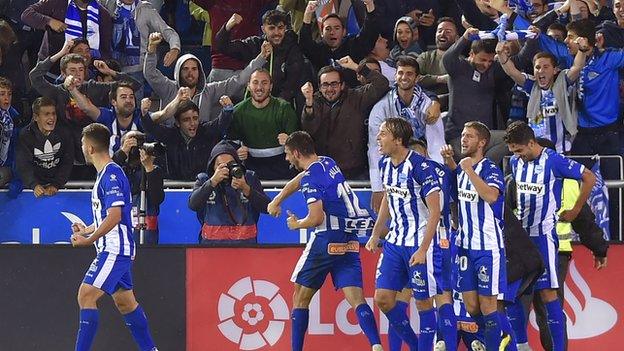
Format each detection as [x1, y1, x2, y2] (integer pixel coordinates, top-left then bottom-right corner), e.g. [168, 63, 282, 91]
[226, 13, 243, 31]
[365, 236, 380, 253]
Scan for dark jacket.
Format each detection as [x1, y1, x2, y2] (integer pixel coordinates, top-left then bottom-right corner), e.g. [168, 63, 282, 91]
[213, 27, 306, 103]
[112, 150, 165, 216]
[302, 66, 389, 178]
[140, 107, 233, 181]
[299, 9, 380, 87]
[16, 122, 74, 189]
[29, 57, 141, 163]
[503, 203, 545, 285]
[21, 0, 113, 60]
[188, 141, 270, 242]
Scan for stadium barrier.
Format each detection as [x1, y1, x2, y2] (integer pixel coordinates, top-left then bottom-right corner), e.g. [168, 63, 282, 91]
[0, 245, 620, 350]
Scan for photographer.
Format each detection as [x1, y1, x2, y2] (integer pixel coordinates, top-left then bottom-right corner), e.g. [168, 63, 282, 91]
[188, 140, 270, 245]
[112, 131, 165, 244]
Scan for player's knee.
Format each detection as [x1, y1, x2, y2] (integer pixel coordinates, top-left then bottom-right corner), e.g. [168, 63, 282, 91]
[374, 291, 394, 313]
[463, 300, 480, 317]
[77, 288, 99, 308]
[292, 290, 313, 309]
[539, 289, 558, 303]
[415, 298, 433, 311]
[114, 298, 137, 314]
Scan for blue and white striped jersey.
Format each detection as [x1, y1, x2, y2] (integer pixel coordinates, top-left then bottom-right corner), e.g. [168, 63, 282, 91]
[379, 151, 441, 247]
[426, 159, 454, 248]
[301, 156, 373, 235]
[510, 148, 585, 236]
[91, 162, 135, 258]
[456, 158, 505, 250]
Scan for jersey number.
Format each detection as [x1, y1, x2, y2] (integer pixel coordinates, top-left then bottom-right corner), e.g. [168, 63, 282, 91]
[337, 182, 369, 217]
[457, 255, 468, 272]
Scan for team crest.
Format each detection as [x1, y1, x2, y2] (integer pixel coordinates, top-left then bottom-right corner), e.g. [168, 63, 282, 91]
[412, 271, 426, 287]
[478, 266, 490, 283]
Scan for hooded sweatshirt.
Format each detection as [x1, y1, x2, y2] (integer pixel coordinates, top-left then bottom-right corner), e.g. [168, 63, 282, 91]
[188, 140, 270, 242]
[144, 51, 266, 127]
[389, 16, 422, 64]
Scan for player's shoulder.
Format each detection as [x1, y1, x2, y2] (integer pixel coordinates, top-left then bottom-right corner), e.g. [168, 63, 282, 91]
[408, 151, 429, 170]
[102, 163, 129, 184]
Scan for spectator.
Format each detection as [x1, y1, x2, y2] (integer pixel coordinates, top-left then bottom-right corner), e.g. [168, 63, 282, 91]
[95, 59, 122, 82]
[214, 10, 307, 103]
[0, 77, 23, 191]
[368, 55, 443, 211]
[416, 17, 458, 105]
[228, 69, 299, 180]
[191, 0, 277, 82]
[21, 0, 113, 61]
[375, 0, 427, 40]
[29, 39, 141, 166]
[16, 97, 74, 197]
[284, 0, 367, 37]
[528, 0, 549, 21]
[188, 140, 270, 245]
[547, 22, 567, 42]
[144, 32, 268, 126]
[140, 88, 234, 181]
[389, 16, 422, 65]
[368, 36, 396, 85]
[2, 0, 44, 78]
[52, 38, 96, 83]
[301, 56, 389, 179]
[299, 0, 380, 87]
[615, 0, 624, 27]
[112, 130, 165, 244]
[442, 29, 513, 165]
[0, 20, 29, 117]
[67, 80, 143, 154]
[111, 0, 181, 97]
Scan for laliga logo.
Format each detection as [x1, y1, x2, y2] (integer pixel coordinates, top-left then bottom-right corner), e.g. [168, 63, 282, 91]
[530, 261, 617, 339]
[218, 276, 289, 350]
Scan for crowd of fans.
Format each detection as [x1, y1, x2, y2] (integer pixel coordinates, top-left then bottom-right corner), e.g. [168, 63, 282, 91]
[1, 0, 624, 204]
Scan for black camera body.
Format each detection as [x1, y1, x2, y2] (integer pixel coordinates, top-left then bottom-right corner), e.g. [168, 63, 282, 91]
[140, 141, 166, 157]
[127, 133, 166, 169]
[226, 161, 246, 179]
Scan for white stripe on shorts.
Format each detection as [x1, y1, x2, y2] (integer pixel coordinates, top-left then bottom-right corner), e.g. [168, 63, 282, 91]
[547, 234, 559, 289]
[426, 247, 437, 297]
[92, 253, 117, 289]
[492, 248, 501, 295]
[290, 233, 317, 283]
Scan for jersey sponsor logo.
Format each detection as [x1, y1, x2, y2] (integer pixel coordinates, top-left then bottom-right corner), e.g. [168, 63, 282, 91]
[343, 217, 374, 231]
[385, 185, 410, 199]
[327, 241, 360, 255]
[458, 321, 479, 333]
[217, 276, 289, 350]
[457, 189, 479, 203]
[543, 105, 557, 117]
[516, 181, 545, 195]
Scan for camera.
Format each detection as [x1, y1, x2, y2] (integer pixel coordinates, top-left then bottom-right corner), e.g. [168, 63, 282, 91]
[126, 132, 166, 169]
[140, 141, 166, 157]
[227, 161, 246, 179]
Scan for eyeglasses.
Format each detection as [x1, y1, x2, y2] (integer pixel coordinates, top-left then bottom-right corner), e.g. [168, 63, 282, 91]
[320, 81, 342, 89]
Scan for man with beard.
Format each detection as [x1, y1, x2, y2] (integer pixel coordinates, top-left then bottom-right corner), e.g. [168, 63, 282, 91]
[267, 131, 382, 351]
[299, 0, 380, 87]
[67, 80, 143, 155]
[228, 69, 298, 180]
[144, 32, 268, 126]
[442, 28, 513, 166]
[416, 17, 459, 105]
[214, 10, 306, 103]
[440, 121, 509, 351]
[300, 55, 389, 179]
[16, 97, 74, 197]
[368, 55, 443, 213]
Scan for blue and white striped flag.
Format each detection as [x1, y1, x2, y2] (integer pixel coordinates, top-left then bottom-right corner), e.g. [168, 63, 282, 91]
[470, 30, 538, 41]
[589, 159, 611, 240]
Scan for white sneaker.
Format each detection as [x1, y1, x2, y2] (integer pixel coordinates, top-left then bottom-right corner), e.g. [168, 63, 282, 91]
[516, 343, 532, 351]
[434, 340, 447, 351]
[372, 344, 384, 351]
[471, 340, 486, 351]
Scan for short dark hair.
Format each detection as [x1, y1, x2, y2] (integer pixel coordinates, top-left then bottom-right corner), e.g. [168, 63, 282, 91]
[317, 65, 343, 83]
[384, 117, 413, 147]
[547, 22, 567, 36]
[464, 121, 491, 148]
[0, 19, 16, 49]
[174, 100, 199, 121]
[82, 123, 111, 153]
[71, 38, 90, 51]
[285, 131, 316, 156]
[250, 68, 273, 84]
[470, 39, 497, 54]
[321, 13, 344, 28]
[437, 16, 458, 29]
[504, 121, 535, 145]
[395, 55, 420, 75]
[262, 9, 289, 26]
[566, 19, 596, 47]
[32, 96, 55, 116]
[536, 137, 556, 150]
[532, 51, 558, 66]
[0, 76, 12, 91]
[358, 57, 381, 72]
[408, 137, 427, 150]
[60, 53, 87, 72]
[109, 81, 136, 102]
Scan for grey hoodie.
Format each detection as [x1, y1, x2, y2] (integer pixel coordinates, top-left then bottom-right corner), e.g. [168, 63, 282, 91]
[143, 51, 267, 126]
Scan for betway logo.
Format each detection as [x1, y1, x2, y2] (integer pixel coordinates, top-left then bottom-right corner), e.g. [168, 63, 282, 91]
[386, 186, 410, 199]
[457, 189, 478, 203]
[516, 181, 545, 195]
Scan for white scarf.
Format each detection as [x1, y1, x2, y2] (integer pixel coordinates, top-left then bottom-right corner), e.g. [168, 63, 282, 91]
[65, 0, 101, 55]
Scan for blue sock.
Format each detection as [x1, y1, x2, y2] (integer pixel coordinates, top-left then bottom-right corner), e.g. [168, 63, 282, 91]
[438, 303, 457, 351]
[545, 299, 566, 351]
[385, 302, 419, 351]
[498, 312, 518, 351]
[506, 301, 528, 343]
[75, 309, 99, 351]
[291, 308, 309, 351]
[418, 308, 437, 351]
[355, 304, 381, 346]
[123, 305, 155, 351]
[483, 311, 501, 351]
[388, 301, 408, 351]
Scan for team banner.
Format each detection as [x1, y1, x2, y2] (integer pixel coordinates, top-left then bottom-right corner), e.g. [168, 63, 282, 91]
[187, 246, 622, 350]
